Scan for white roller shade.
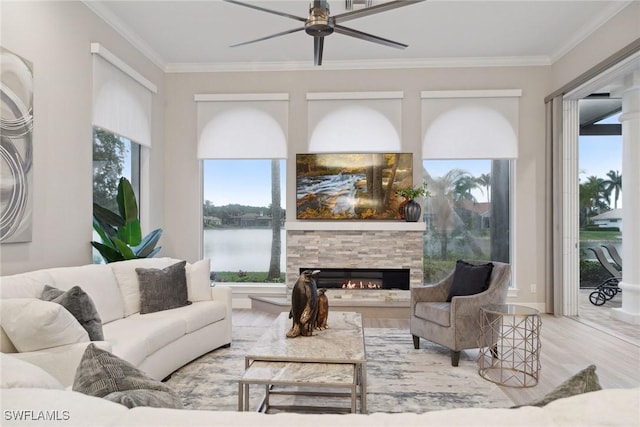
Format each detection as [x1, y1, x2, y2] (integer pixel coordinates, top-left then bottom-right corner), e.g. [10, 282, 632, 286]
[91, 45, 155, 147]
[196, 94, 288, 159]
[422, 90, 521, 159]
[307, 92, 403, 152]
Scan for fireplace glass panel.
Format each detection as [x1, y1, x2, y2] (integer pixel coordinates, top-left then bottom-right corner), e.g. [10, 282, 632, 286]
[298, 268, 410, 290]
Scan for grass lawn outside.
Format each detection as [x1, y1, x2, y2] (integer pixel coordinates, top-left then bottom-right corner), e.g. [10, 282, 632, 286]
[579, 229, 621, 240]
[213, 271, 285, 283]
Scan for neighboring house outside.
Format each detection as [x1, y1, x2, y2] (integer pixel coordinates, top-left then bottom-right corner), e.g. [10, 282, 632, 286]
[203, 216, 222, 227]
[591, 209, 622, 231]
[457, 200, 491, 230]
[230, 212, 273, 227]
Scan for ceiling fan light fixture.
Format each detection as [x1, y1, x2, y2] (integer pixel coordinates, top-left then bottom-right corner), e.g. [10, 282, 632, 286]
[225, 0, 424, 66]
[305, 3, 334, 36]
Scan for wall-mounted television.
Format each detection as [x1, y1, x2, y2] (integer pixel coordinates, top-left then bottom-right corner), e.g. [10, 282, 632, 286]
[296, 153, 413, 220]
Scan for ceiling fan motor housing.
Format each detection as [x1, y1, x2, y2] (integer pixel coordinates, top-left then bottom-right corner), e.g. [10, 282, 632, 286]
[305, 2, 334, 36]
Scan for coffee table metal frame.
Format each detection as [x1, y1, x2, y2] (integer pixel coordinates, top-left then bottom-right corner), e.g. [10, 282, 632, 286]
[238, 311, 367, 414]
[478, 303, 541, 388]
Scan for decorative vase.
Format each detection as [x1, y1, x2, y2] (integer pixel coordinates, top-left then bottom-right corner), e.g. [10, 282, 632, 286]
[403, 199, 421, 222]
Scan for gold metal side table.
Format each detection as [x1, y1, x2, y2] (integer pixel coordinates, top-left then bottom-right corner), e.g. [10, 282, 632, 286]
[478, 304, 541, 388]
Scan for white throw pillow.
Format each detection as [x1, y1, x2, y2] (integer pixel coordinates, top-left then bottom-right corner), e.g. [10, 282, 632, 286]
[186, 259, 212, 302]
[0, 298, 89, 352]
[0, 353, 64, 389]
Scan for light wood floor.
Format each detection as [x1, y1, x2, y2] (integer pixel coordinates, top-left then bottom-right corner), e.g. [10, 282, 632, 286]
[233, 309, 640, 407]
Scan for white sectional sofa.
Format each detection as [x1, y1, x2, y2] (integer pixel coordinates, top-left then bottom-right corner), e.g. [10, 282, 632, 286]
[0, 257, 232, 385]
[0, 386, 638, 426]
[2, 259, 639, 426]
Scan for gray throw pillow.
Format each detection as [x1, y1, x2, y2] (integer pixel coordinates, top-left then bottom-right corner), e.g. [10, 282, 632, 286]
[136, 261, 191, 314]
[512, 365, 602, 408]
[447, 260, 494, 302]
[73, 343, 183, 409]
[41, 285, 104, 341]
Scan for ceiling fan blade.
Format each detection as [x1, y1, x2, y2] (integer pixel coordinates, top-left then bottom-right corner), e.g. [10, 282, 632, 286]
[334, 25, 407, 49]
[333, 0, 425, 24]
[224, 0, 307, 23]
[230, 27, 305, 48]
[314, 37, 325, 66]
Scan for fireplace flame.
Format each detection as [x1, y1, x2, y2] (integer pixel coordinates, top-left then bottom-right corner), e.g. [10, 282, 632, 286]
[341, 280, 382, 289]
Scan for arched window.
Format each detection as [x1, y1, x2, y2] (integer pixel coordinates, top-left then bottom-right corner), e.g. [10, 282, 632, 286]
[421, 90, 520, 284]
[196, 94, 288, 283]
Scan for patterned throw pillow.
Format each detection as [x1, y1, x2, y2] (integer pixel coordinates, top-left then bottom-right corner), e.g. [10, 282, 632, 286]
[41, 285, 104, 341]
[136, 261, 191, 314]
[513, 365, 602, 408]
[72, 343, 183, 409]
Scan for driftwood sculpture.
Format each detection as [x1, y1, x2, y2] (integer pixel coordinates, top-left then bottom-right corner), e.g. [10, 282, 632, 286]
[287, 270, 320, 338]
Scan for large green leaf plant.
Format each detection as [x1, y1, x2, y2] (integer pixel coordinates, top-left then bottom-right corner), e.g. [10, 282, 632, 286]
[92, 177, 162, 263]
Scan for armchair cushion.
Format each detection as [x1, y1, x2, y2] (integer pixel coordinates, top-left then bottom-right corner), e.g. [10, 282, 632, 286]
[414, 302, 451, 327]
[447, 260, 494, 302]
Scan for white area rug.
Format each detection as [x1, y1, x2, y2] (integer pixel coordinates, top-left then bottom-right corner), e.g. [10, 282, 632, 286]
[166, 326, 512, 413]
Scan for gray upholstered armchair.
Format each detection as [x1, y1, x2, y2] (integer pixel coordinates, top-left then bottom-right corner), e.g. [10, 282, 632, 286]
[410, 260, 511, 366]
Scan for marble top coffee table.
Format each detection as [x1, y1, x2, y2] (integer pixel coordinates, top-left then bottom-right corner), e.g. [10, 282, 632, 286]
[238, 311, 367, 413]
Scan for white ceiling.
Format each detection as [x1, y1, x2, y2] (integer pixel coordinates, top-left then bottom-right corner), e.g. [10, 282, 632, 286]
[85, 0, 632, 72]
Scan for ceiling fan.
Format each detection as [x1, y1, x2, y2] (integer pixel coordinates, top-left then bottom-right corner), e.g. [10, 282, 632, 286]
[224, 0, 424, 66]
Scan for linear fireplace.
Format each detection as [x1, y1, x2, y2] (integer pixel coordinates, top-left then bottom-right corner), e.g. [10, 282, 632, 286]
[298, 268, 410, 290]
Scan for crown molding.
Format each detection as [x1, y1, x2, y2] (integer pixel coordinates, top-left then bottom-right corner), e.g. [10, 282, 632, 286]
[549, 1, 634, 63]
[83, 1, 166, 71]
[84, 1, 628, 75]
[164, 55, 551, 73]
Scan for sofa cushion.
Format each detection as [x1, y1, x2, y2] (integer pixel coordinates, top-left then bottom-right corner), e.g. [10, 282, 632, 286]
[0, 298, 89, 352]
[101, 322, 147, 367]
[186, 258, 212, 302]
[0, 270, 53, 298]
[0, 353, 64, 389]
[46, 264, 124, 324]
[9, 341, 112, 389]
[110, 258, 174, 317]
[102, 314, 185, 363]
[136, 261, 191, 314]
[414, 301, 451, 327]
[447, 260, 494, 302]
[41, 285, 104, 341]
[514, 365, 602, 408]
[73, 343, 183, 409]
[145, 300, 226, 334]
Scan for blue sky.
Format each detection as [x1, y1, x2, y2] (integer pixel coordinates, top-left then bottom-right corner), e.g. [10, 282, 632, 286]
[203, 159, 286, 207]
[579, 135, 622, 182]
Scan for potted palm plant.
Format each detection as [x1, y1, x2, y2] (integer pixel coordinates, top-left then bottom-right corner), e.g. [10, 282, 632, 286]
[396, 183, 430, 222]
[91, 177, 162, 263]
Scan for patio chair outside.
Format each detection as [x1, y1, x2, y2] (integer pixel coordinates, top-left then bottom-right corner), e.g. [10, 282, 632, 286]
[601, 244, 623, 269]
[587, 247, 621, 306]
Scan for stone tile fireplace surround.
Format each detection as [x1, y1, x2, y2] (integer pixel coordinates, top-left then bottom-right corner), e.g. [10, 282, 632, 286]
[285, 222, 425, 297]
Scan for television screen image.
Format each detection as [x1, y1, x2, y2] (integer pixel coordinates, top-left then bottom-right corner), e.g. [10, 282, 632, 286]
[296, 153, 413, 220]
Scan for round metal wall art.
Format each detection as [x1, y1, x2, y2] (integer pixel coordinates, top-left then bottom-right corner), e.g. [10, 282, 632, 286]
[1, 47, 33, 243]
